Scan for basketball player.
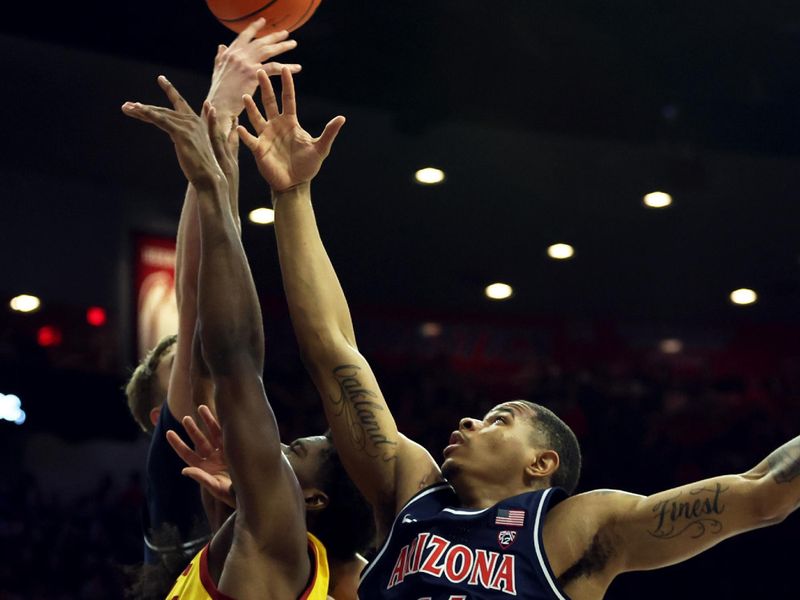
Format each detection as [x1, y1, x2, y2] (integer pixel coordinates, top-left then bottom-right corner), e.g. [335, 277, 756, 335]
[238, 68, 800, 599]
[167, 405, 371, 599]
[123, 21, 301, 590]
[123, 69, 372, 598]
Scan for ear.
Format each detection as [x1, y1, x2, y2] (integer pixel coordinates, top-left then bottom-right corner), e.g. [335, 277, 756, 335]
[525, 449, 560, 482]
[149, 406, 161, 428]
[304, 488, 330, 512]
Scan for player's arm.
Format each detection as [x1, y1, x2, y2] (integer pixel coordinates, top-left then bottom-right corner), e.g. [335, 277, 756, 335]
[548, 434, 799, 583]
[238, 69, 443, 531]
[123, 81, 309, 580]
[168, 18, 301, 421]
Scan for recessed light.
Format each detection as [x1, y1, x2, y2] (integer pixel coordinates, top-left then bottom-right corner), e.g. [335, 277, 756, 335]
[414, 167, 446, 185]
[547, 243, 575, 260]
[248, 208, 275, 225]
[485, 283, 513, 300]
[643, 191, 673, 208]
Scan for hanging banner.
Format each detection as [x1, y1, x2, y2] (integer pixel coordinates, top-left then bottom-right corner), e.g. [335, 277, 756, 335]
[133, 234, 178, 359]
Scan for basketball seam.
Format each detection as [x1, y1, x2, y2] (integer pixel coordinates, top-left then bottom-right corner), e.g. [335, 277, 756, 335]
[216, 0, 281, 23]
[284, 0, 319, 31]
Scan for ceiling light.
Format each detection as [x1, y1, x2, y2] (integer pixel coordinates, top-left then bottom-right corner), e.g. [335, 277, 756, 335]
[420, 322, 443, 338]
[248, 207, 275, 225]
[485, 283, 513, 300]
[547, 243, 575, 260]
[659, 338, 683, 354]
[414, 167, 446, 185]
[643, 191, 672, 208]
[730, 288, 757, 305]
[10, 294, 41, 313]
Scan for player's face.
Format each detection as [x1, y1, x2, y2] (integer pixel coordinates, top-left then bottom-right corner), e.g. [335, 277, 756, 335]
[441, 401, 540, 485]
[281, 435, 331, 489]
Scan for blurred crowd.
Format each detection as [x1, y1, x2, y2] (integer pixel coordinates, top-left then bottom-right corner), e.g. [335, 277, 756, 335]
[1, 330, 798, 598]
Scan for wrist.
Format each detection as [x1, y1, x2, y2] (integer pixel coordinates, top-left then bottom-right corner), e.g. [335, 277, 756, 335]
[271, 182, 311, 207]
[192, 173, 227, 195]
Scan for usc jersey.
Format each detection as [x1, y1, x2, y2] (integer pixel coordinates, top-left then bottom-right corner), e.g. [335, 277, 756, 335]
[166, 532, 329, 600]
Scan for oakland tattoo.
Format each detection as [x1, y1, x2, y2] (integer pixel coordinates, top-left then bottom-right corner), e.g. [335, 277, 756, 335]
[331, 365, 397, 461]
[766, 438, 800, 484]
[648, 482, 728, 539]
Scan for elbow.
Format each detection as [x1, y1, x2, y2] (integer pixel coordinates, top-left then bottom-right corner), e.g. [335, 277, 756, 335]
[297, 328, 357, 366]
[199, 326, 263, 377]
[745, 472, 793, 526]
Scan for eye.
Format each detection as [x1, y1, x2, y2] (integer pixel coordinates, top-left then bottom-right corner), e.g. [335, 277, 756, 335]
[492, 415, 506, 425]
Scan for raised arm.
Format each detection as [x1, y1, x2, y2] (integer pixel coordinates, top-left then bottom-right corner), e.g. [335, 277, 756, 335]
[168, 18, 301, 422]
[123, 80, 309, 588]
[238, 69, 443, 533]
[545, 434, 800, 594]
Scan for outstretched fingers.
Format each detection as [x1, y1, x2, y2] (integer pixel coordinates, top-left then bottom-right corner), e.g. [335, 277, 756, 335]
[230, 17, 269, 48]
[157, 76, 192, 113]
[280, 67, 296, 116]
[242, 94, 268, 138]
[237, 122, 260, 152]
[198, 404, 223, 449]
[121, 102, 178, 133]
[181, 414, 219, 462]
[260, 62, 302, 77]
[258, 39, 297, 61]
[315, 115, 346, 157]
[256, 69, 280, 119]
[207, 106, 234, 168]
[256, 28, 290, 47]
[166, 429, 203, 468]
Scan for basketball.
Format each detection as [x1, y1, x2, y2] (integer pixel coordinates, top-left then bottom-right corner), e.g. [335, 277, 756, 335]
[207, 0, 321, 36]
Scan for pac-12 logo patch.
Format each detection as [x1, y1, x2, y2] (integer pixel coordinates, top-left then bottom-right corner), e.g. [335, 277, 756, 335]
[498, 530, 517, 549]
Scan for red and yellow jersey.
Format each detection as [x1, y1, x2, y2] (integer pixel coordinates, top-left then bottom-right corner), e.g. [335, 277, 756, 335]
[166, 532, 329, 600]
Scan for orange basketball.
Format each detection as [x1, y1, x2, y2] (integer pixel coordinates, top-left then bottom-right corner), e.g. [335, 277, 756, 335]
[206, 0, 321, 36]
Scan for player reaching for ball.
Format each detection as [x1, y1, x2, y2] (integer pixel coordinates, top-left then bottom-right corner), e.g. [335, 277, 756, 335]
[123, 19, 302, 598]
[122, 58, 374, 598]
[237, 68, 800, 599]
[124, 78, 328, 598]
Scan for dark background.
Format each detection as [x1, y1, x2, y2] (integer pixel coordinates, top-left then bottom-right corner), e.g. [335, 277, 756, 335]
[0, 1, 799, 598]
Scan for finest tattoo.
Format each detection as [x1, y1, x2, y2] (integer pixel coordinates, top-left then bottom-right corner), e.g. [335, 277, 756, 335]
[331, 365, 398, 461]
[766, 438, 800, 484]
[648, 483, 727, 539]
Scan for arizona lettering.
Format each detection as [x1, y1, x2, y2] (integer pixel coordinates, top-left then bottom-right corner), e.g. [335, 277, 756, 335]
[387, 533, 517, 595]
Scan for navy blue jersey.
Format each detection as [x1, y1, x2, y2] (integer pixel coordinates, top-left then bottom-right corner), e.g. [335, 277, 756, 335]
[359, 484, 571, 600]
[143, 403, 211, 565]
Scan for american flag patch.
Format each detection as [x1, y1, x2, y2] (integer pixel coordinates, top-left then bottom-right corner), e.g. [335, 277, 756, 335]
[495, 508, 525, 527]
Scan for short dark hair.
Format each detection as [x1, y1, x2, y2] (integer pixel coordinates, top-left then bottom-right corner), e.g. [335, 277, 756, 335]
[520, 401, 582, 495]
[124, 334, 177, 433]
[308, 432, 374, 561]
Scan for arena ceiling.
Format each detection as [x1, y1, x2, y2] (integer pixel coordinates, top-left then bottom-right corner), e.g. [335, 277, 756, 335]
[3, 2, 800, 325]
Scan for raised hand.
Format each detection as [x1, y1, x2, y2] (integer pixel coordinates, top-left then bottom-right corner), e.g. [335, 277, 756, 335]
[166, 405, 236, 509]
[238, 68, 345, 192]
[122, 77, 225, 190]
[207, 17, 301, 120]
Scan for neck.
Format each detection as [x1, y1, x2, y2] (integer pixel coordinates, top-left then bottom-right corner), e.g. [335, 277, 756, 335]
[328, 553, 368, 600]
[450, 473, 548, 510]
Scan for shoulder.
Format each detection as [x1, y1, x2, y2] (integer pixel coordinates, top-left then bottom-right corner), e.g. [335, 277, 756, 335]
[542, 489, 643, 577]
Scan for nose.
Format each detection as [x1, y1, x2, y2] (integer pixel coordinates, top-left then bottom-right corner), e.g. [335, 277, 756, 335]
[459, 417, 480, 431]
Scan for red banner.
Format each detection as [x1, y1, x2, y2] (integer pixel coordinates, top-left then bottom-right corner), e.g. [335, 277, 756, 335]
[133, 234, 177, 359]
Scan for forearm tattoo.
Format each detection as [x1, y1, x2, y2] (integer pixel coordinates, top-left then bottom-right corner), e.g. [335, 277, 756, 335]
[331, 364, 398, 461]
[766, 437, 800, 484]
[648, 482, 728, 539]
